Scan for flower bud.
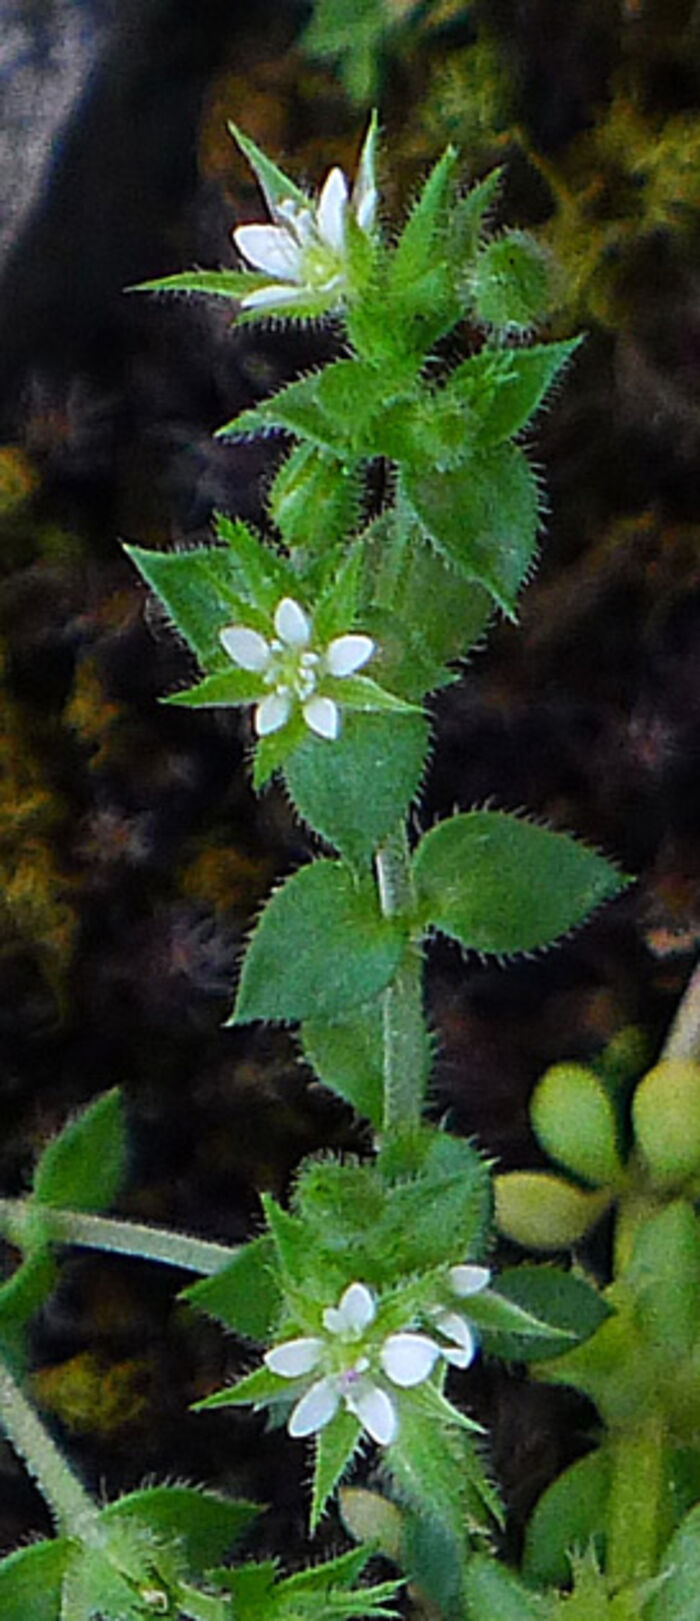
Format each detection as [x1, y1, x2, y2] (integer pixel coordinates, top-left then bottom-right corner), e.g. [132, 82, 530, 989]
[494, 1171, 610, 1250]
[632, 1059, 700, 1191]
[530, 1063, 624, 1188]
[469, 231, 549, 333]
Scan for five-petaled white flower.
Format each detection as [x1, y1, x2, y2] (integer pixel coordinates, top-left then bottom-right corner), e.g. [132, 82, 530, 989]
[264, 1281, 442, 1447]
[233, 120, 377, 312]
[220, 596, 374, 741]
[431, 1264, 491, 1369]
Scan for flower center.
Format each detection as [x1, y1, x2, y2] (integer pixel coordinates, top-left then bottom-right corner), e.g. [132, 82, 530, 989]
[263, 644, 320, 702]
[302, 241, 345, 292]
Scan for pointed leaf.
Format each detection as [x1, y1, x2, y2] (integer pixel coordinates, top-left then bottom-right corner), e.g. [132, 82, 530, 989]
[487, 1266, 610, 1362]
[324, 675, 419, 716]
[0, 1537, 71, 1621]
[402, 445, 540, 617]
[231, 861, 408, 1024]
[33, 1091, 127, 1214]
[523, 1447, 610, 1587]
[228, 122, 308, 216]
[311, 1409, 363, 1531]
[466, 1287, 577, 1350]
[129, 268, 270, 299]
[194, 1361, 292, 1411]
[217, 372, 349, 455]
[102, 1486, 259, 1570]
[301, 1001, 384, 1127]
[125, 542, 258, 669]
[0, 1246, 57, 1370]
[412, 811, 628, 955]
[262, 1193, 317, 1293]
[182, 1235, 282, 1341]
[285, 712, 429, 867]
[390, 148, 458, 299]
[164, 670, 263, 708]
[213, 514, 291, 612]
[449, 169, 504, 265]
[448, 338, 581, 446]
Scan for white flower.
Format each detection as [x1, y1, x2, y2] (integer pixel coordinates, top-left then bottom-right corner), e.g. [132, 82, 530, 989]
[263, 1281, 440, 1447]
[220, 596, 374, 741]
[431, 1264, 491, 1370]
[233, 118, 377, 312]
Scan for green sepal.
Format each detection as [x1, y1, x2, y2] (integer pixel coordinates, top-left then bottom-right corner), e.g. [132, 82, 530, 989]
[230, 860, 408, 1025]
[301, 1001, 384, 1128]
[485, 1266, 610, 1363]
[402, 443, 540, 617]
[385, 147, 461, 355]
[262, 1193, 318, 1295]
[448, 169, 504, 266]
[311, 1409, 363, 1532]
[465, 1286, 577, 1353]
[284, 711, 429, 868]
[323, 673, 420, 716]
[182, 1234, 282, 1342]
[127, 268, 272, 299]
[164, 670, 263, 708]
[311, 542, 365, 643]
[0, 1535, 71, 1621]
[217, 369, 359, 457]
[33, 1090, 127, 1214]
[447, 338, 581, 447]
[385, 1401, 495, 1574]
[412, 810, 629, 955]
[101, 1485, 259, 1572]
[523, 1447, 610, 1588]
[228, 121, 308, 216]
[213, 514, 292, 612]
[193, 1361, 291, 1412]
[252, 713, 307, 791]
[461, 1555, 547, 1620]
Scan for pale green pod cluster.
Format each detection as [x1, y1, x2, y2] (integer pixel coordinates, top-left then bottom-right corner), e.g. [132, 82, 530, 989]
[495, 1063, 623, 1250]
[632, 1059, 700, 1193]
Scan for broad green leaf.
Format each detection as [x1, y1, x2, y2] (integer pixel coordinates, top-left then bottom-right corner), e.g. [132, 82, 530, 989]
[461, 1555, 547, 1620]
[0, 1536, 71, 1621]
[0, 1245, 56, 1369]
[228, 122, 308, 216]
[301, 1001, 384, 1127]
[412, 811, 628, 955]
[361, 523, 493, 695]
[230, 861, 408, 1024]
[312, 1409, 363, 1532]
[164, 669, 263, 708]
[284, 711, 429, 867]
[402, 444, 540, 617]
[182, 1235, 282, 1342]
[125, 541, 258, 669]
[466, 1287, 576, 1351]
[646, 1502, 700, 1620]
[102, 1486, 258, 1571]
[314, 360, 396, 454]
[217, 372, 350, 455]
[268, 444, 362, 551]
[448, 339, 581, 446]
[490, 1266, 610, 1363]
[523, 1448, 610, 1587]
[33, 1090, 127, 1214]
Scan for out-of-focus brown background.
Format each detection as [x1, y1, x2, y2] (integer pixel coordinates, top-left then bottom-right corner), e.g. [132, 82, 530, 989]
[1, 0, 700, 1564]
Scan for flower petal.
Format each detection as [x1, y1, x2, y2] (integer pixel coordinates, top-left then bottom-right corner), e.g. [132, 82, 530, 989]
[220, 625, 270, 671]
[325, 633, 375, 677]
[316, 167, 349, 252]
[288, 1376, 340, 1437]
[380, 1333, 440, 1388]
[349, 1383, 397, 1446]
[337, 1281, 376, 1333]
[274, 597, 311, 647]
[264, 1337, 324, 1378]
[449, 1265, 491, 1298]
[303, 695, 340, 740]
[233, 224, 303, 280]
[435, 1311, 477, 1369]
[255, 691, 291, 735]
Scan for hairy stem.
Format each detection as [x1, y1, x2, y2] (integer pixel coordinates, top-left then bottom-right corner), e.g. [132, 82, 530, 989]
[0, 1354, 97, 1536]
[375, 821, 430, 1133]
[606, 1416, 669, 1584]
[0, 1197, 237, 1275]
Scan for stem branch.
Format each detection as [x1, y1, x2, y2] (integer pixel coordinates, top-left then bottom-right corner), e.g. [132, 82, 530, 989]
[0, 1198, 238, 1276]
[0, 1354, 97, 1536]
[376, 822, 429, 1133]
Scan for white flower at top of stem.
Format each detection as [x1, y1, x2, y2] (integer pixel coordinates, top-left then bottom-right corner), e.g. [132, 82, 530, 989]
[233, 118, 378, 312]
[263, 1281, 442, 1447]
[220, 596, 374, 741]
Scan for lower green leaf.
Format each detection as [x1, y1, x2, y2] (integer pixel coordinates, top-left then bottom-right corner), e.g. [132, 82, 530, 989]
[301, 1001, 384, 1128]
[523, 1447, 610, 1588]
[488, 1265, 610, 1362]
[284, 711, 429, 868]
[312, 1409, 363, 1531]
[0, 1537, 71, 1621]
[102, 1486, 258, 1573]
[182, 1235, 282, 1342]
[402, 444, 540, 617]
[33, 1090, 127, 1214]
[230, 861, 408, 1025]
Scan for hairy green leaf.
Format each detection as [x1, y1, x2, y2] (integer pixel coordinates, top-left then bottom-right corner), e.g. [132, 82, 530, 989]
[102, 1485, 259, 1571]
[182, 1235, 282, 1342]
[448, 339, 581, 446]
[231, 861, 408, 1024]
[312, 1410, 363, 1531]
[0, 1536, 70, 1621]
[412, 811, 628, 954]
[301, 1001, 384, 1127]
[285, 712, 428, 867]
[523, 1447, 610, 1587]
[125, 540, 266, 670]
[33, 1090, 127, 1214]
[490, 1266, 610, 1362]
[402, 445, 540, 617]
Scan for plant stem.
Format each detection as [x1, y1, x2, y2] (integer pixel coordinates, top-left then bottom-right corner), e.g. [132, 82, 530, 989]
[661, 957, 700, 1061]
[375, 821, 430, 1133]
[0, 1198, 237, 1276]
[0, 1353, 97, 1536]
[606, 1416, 669, 1584]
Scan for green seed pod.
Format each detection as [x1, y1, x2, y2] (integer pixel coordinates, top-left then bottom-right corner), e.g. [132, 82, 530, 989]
[494, 1171, 611, 1250]
[469, 231, 549, 333]
[632, 1059, 700, 1190]
[530, 1063, 624, 1188]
